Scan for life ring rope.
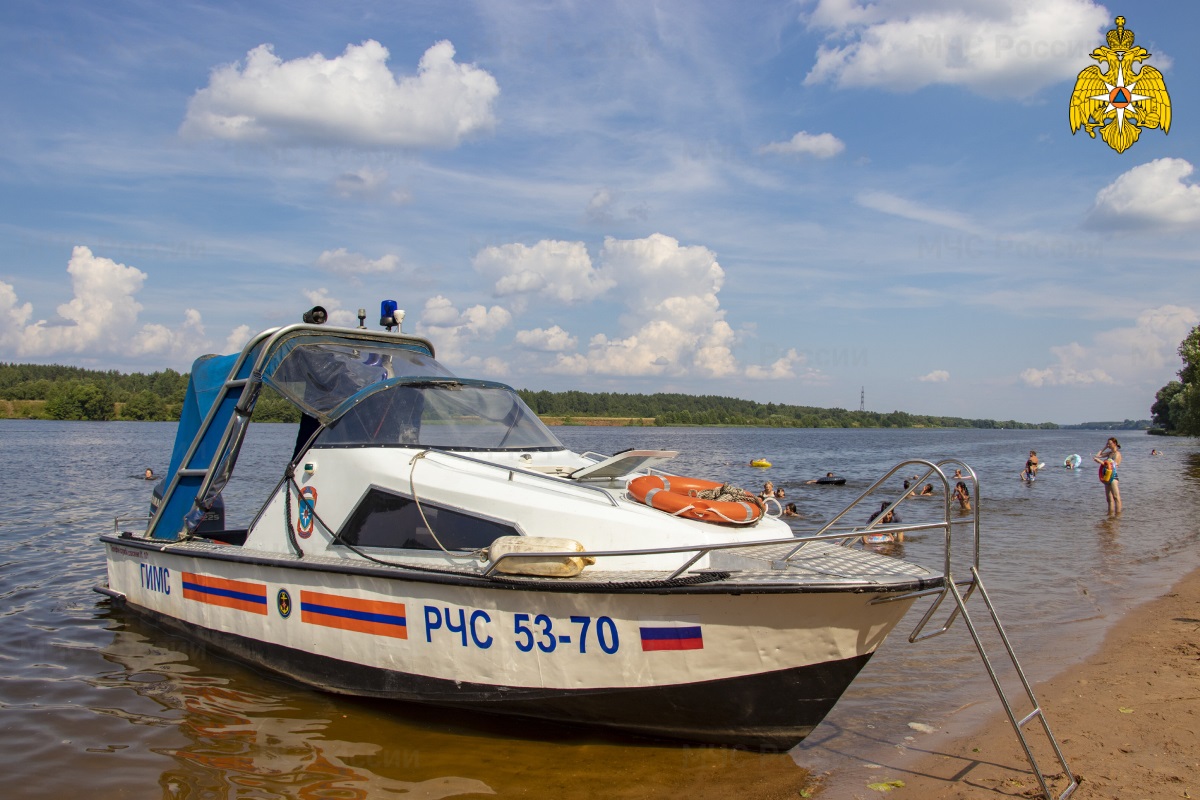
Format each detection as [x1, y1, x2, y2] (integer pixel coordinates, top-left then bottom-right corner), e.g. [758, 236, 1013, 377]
[627, 475, 765, 526]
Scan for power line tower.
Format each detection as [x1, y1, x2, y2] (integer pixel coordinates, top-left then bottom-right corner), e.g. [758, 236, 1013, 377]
[859, 386, 865, 412]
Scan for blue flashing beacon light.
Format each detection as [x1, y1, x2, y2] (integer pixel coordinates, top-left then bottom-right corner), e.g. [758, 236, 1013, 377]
[380, 300, 404, 331]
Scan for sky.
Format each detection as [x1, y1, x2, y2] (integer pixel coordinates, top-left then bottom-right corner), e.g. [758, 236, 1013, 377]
[1, 0, 1198, 425]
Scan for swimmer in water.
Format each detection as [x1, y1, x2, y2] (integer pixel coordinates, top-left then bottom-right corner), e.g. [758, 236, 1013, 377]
[952, 481, 971, 512]
[865, 501, 904, 542]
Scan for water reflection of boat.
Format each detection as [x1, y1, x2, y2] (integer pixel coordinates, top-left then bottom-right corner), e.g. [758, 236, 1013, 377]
[98, 627, 495, 799]
[99, 303, 945, 751]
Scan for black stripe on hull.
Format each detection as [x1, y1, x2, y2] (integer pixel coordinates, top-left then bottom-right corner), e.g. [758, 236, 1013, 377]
[123, 600, 872, 752]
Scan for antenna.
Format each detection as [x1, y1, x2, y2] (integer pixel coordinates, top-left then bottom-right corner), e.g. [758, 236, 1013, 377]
[859, 386, 865, 412]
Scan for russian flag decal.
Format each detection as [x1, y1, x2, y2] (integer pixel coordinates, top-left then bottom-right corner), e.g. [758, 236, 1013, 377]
[639, 617, 704, 651]
[300, 590, 408, 639]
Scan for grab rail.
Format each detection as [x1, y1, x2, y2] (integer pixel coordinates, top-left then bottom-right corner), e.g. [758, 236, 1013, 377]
[482, 457, 978, 580]
[411, 448, 623, 507]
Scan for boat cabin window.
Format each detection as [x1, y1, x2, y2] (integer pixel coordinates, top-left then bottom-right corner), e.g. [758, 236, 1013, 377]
[338, 488, 517, 551]
[268, 342, 454, 420]
[315, 382, 566, 451]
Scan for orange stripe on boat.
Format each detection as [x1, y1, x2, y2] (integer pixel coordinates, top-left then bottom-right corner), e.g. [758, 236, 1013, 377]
[300, 590, 408, 639]
[181, 572, 268, 615]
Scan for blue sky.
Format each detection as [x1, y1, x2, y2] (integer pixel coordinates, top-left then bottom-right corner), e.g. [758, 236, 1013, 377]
[1, 0, 1197, 424]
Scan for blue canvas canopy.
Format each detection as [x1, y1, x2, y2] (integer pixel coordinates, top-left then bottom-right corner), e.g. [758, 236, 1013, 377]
[166, 353, 242, 481]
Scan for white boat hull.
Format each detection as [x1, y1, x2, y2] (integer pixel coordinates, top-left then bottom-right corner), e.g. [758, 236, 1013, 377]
[103, 536, 925, 750]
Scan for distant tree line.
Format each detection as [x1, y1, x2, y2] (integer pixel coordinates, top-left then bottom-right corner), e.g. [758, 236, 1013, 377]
[0, 362, 301, 422]
[0, 362, 1057, 429]
[1059, 420, 1152, 430]
[1152, 325, 1200, 435]
[0, 362, 189, 421]
[516, 389, 1057, 429]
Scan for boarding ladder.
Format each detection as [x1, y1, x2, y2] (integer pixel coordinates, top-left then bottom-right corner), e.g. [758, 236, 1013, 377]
[856, 460, 1077, 800]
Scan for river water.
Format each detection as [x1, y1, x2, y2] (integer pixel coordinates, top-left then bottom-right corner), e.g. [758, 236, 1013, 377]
[2, 420, 1198, 798]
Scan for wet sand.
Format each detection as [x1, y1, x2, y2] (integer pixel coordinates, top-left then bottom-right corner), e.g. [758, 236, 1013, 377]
[805, 565, 1200, 799]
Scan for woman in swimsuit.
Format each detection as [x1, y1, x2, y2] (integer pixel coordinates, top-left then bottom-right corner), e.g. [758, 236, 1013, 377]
[1021, 450, 1039, 481]
[1094, 437, 1122, 514]
[952, 481, 971, 511]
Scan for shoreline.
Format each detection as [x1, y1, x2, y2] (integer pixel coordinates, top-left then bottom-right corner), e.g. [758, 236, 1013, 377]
[810, 565, 1200, 799]
[1, 406, 1140, 431]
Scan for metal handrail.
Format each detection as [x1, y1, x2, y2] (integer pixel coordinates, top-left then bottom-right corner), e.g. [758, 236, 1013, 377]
[412, 448, 623, 507]
[481, 525, 906, 580]
[481, 458, 977, 580]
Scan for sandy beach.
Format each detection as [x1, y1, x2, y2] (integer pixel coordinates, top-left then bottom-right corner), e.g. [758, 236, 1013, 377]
[802, 565, 1200, 799]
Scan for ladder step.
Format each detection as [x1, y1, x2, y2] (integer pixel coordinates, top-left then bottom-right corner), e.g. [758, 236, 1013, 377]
[1018, 707, 1042, 728]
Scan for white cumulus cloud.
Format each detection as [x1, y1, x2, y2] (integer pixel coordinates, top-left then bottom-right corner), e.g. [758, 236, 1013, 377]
[473, 239, 615, 307]
[1021, 305, 1198, 388]
[181, 40, 499, 148]
[746, 349, 807, 379]
[223, 324, 253, 355]
[918, 369, 951, 383]
[515, 325, 578, 352]
[0, 280, 34, 348]
[415, 295, 512, 369]
[1020, 342, 1113, 387]
[472, 233, 806, 381]
[576, 234, 740, 378]
[804, 0, 1111, 99]
[758, 131, 845, 158]
[0, 247, 206, 362]
[1087, 158, 1200, 232]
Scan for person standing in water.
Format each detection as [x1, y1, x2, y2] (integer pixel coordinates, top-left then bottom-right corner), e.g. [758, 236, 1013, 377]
[1094, 437, 1122, 514]
[1021, 450, 1040, 481]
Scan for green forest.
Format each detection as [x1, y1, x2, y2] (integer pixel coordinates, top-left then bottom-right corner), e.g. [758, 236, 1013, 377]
[518, 388, 1057, 429]
[0, 361, 1060, 429]
[1152, 324, 1200, 435]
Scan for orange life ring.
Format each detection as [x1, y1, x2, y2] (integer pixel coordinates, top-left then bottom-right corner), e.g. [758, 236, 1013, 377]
[627, 475, 763, 525]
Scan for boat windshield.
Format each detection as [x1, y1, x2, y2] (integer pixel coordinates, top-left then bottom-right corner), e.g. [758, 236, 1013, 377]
[265, 341, 454, 422]
[314, 379, 566, 451]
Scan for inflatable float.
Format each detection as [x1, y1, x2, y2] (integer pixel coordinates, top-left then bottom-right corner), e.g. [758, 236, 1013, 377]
[815, 476, 846, 485]
[627, 475, 764, 525]
[750, 459, 772, 468]
[1064, 454, 1082, 469]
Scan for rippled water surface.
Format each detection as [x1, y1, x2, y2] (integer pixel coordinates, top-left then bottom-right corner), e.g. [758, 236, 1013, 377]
[2, 420, 1198, 798]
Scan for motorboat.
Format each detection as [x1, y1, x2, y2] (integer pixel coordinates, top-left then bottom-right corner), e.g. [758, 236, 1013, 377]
[99, 303, 949, 751]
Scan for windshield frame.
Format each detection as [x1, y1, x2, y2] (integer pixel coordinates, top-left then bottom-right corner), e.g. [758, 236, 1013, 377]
[313, 377, 567, 452]
[263, 336, 450, 424]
